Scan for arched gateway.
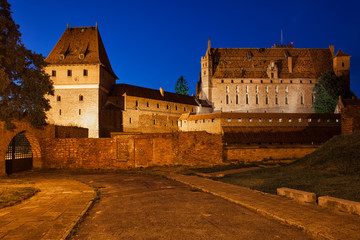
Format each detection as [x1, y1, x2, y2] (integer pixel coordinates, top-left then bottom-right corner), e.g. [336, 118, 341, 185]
[5, 132, 33, 174]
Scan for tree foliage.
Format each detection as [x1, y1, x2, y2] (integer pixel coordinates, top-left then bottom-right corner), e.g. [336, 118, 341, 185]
[0, 0, 53, 128]
[313, 70, 349, 113]
[175, 75, 190, 95]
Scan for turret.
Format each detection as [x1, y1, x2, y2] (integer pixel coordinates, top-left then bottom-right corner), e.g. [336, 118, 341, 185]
[333, 49, 351, 91]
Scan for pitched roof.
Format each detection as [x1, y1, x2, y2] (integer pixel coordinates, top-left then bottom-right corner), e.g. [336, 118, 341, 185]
[208, 47, 333, 79]
[46, 26, 117, 79]
[110, 84, 199, 106]
[335, 49, 351, 57]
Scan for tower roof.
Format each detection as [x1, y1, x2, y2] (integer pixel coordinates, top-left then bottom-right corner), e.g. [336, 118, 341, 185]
[335, 49, 351, 57]
[45, 26, 117, 79]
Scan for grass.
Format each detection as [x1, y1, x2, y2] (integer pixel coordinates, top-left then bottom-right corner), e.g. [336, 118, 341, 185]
[0, 187, 40, 209]
[213, 131, 360, 202]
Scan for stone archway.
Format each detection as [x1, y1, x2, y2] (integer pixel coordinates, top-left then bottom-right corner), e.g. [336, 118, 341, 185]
[5, 132, 33, 174]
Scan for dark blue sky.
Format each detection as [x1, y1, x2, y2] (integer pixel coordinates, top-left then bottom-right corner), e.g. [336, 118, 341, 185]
[10, 0, 360, 96]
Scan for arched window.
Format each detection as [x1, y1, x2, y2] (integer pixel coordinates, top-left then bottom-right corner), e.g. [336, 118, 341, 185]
[79, 95, 83, 101]
[236, 95, 239, 104]
[246, 94, 249, 104]
[226, 95, 229, 104]
[57, 95, 61, 102]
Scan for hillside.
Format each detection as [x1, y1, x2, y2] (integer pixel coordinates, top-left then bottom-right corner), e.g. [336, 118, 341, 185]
[217, 131, 360, 201]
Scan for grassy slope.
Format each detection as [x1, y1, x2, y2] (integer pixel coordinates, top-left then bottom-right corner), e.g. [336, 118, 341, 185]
[216, 131, 360, 201]
[0, 187, 40, 209]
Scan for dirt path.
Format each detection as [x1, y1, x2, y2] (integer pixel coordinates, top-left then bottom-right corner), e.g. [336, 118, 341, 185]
[70, 173, 312, 240]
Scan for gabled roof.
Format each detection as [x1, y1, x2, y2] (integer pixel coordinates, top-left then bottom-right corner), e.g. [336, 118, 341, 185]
[207, 47, 333, 79]
[110, 84, 199, 106]
[335, 49, 351, 57]
[46, 26, 117, 79]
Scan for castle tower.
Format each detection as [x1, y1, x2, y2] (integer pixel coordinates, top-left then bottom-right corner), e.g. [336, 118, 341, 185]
[333, 49, 351, 91]
[45, 25, 118, 138]
[200, 38, 213, 103]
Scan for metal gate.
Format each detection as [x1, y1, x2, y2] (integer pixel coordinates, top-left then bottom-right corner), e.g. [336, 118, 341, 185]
[5, 132, 33, 174]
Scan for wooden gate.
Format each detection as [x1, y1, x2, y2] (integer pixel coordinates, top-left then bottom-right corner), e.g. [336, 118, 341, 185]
[5, 132, 33, 174]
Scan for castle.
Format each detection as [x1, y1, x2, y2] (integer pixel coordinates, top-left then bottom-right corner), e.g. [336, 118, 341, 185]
[45, 26, 350, 138]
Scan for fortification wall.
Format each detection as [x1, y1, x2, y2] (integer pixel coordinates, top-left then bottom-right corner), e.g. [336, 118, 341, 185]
[225, 146, 318, 163]
[42, 132, 223, 169]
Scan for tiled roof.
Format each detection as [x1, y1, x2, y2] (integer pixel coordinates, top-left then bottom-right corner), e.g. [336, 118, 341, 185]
[342, 99, 360, 107]
[110, 84, 199, 106]
[46, 26, 117, 79]
[335, 50, 351, 57]
[209, 47, 333, 79]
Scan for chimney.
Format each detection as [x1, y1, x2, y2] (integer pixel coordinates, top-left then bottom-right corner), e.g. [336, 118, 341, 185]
[288, 56, 293, 73]
[329, 45, 335, 57]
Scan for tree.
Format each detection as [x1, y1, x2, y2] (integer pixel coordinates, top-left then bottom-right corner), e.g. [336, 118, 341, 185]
[313, 70, 349, 113]
[175, 76, 190, 95]
[0, 0, 53, 128]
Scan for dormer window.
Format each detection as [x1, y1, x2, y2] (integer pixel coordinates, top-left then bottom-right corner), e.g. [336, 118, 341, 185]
[79, 54, 85, 59]
[59, 54, 65, 60]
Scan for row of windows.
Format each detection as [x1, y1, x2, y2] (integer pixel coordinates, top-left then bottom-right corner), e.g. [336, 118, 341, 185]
[59, 109, 82, 115]
[129, 118, 175, 126]
[51, 69, 88, 77]
[57, 95, 84, 102]
[220, 79, 312, 84]
[225, 93, 308, 105]
[192, 118, 339, 124]
[226, 85, 304, 94]
[134, 100, 194, 112]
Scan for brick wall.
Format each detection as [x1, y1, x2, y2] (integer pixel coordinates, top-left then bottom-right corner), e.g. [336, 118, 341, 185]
[225, 146, 318, 163]
[55, 125, 89, 138]
[341, 105, 360, 134]
[42, 132, 223, 170]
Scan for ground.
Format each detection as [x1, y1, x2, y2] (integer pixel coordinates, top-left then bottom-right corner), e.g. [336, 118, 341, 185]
[69, 173, 311, 240]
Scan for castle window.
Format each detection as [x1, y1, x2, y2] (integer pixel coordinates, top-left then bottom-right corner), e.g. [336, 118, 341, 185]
[175, 105, 178, 110]
[172, 120, 174, 125]
[236, 85, 239, 93]
[300, 80, 302, 83]
[52, 70, 56, 77]
[192, 108, 194, 112]
[79, 95, 83, 101]
[250, 80, 253, 83]
[57, 95, 61, 102]
[212, 119, 215, 122]
[301, 93, 304, 105]
[310, 80, 312, 84]
[231, 80, 234, 83]
[129, 118, 132, 124]
[266, 86, 268, 93]
[226, 85, 229, 93]
[336, 119, 339, 123]
[256, 95, 259, 104]
[195, 120, 198, 123]
[79, 109, 81, 115]
[285, 86, 288, 93]
[317, 119, 321, 123]
[259, 118, 262, 122]
[221, 80, 224, 83]
[83, 69, 88, 76]
[59, 109, 61, 115]
[147, 102, 149, 107]
[249, 118, 252, 122]
[255, 85, 258, 93]
[288, 118, 292, 122]
[227, 118, 231, 122]
[290, 80, 293, 83]
[246, 85, 249, 93]
[279, 118, 282, 122]
[298, 118, 302, 122]
[260, 80, 263, 83]
[67, 70, 72, 76]
[167, 105, 169, 110]
[236, 95, 239, 104]
[184, 107, 186, 111]
[275, 86, 278, 93]
[246, 94, 249, 104]
[271, 73, 274, 78]
[157, 103, 160, 108]
[204, 71, 206, 75]
[342, 62, 344, 67]
[266, 95, 268, 104]
[226, 95, 229, 104]
[238, 118, 242, 122]
[280, 80, 283, 83]
[269, 118, 272, 122]
[285, 95, 288, 104]
[275, 95, 278, 104]
[308, 118, 312, 122]
[203, 119, 206, 123]
[136, 100, 138, 107]
[241, 80, 244, 83]
[153, 119, 156, 125]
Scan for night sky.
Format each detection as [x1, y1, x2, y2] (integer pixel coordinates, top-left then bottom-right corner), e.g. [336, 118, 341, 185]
[10, 0, 360, 97]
